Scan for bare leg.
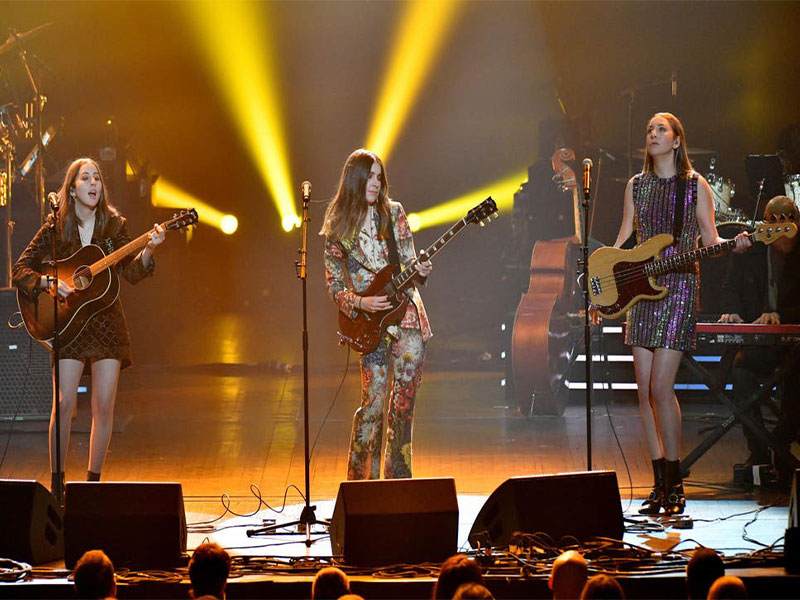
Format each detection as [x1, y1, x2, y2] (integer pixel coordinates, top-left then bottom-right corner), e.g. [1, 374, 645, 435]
[649, 348, 684, 461]
[87, 359, 121, 475]
[50, 359, 84, 473]
[632, 346, 663, 459]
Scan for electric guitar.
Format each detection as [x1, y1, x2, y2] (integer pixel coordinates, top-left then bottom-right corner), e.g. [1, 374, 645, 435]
[17, 209, 198, 348]
[588, 219, 797, 319]
[338, 197, 498, 353]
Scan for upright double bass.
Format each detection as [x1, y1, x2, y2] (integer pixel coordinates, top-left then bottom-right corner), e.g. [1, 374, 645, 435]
[511, 148, 583, 416]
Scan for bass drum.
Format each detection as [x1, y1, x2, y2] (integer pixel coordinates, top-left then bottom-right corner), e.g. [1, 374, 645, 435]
[698, 221, 748, 316]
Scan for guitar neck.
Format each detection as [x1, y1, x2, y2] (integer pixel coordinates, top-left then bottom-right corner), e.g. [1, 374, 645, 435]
[391, 218, 468, 290]
[89, 230, 154, 276]
[648, 233, 751, 276]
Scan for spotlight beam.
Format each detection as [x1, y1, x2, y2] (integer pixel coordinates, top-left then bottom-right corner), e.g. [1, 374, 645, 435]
[365, 0, 462, 160]
[152, 178, 238, 235]
[407, 169, 527, 232]
[186, 2, 298, 231]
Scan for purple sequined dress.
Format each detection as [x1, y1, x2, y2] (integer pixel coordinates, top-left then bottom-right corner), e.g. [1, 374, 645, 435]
[625, 172, 699, 351]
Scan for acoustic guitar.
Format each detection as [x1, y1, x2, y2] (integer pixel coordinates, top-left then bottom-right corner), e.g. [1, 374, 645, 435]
[338, 197, 497, 354]
[17, 209, 198, 348]
[588, 219, 797, 319]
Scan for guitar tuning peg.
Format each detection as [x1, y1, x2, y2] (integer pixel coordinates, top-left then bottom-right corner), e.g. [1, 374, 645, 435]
[479, 221, 485, 227]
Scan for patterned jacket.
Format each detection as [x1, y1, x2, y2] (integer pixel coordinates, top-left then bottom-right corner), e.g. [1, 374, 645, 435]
[323, 200, 432, 342]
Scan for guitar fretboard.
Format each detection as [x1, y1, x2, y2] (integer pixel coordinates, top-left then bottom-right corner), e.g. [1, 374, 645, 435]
[389, 218, 468, 292]
[89, 230, 154, 276]
[645, 236, 744, 276]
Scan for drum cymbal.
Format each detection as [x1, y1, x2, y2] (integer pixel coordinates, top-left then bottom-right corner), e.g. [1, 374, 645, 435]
[0, 23, 52, 57]
[628, 147, 716, 159]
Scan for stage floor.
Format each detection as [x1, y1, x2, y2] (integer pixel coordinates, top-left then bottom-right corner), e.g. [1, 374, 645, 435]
[1, 354, 797, 597]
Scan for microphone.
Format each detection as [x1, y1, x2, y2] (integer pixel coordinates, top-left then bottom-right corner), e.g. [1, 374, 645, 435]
[301, 180, 312, 203]
[47, 192, 60, 211]
[582, 158, 593, 197]
[671, 69, 677, 97]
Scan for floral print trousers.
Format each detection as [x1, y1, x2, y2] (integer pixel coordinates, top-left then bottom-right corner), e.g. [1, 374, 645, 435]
[347, 327, 425, 480]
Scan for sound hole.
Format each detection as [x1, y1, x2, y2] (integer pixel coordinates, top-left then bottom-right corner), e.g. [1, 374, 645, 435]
[72, 265, 93, 290]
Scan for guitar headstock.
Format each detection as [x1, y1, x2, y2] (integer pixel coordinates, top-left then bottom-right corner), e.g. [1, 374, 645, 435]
[754, 219, 797, 245]
[466, 197, 498, 227]
[164, 209, 199, 232]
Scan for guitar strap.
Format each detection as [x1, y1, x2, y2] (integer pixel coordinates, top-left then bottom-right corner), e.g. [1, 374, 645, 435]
[672, 174, 689, 245]
[385, 211, 401, 266]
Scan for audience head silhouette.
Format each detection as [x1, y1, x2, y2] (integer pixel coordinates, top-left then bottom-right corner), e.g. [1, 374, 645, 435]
[312, 566, 351, 599]
[685, 547, 725, 600]
[580, 574, 625, 599]
[73, 549, 116, 600]
[549, 550, 588, 600]
[433, 554, 484, 599]
[188, 542, 231, 599]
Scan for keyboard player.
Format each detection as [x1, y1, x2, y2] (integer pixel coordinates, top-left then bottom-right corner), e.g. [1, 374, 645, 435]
[718, 195, 800, 480]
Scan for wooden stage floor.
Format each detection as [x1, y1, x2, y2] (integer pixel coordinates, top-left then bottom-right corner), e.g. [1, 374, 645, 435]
[1, 356, 797, 597]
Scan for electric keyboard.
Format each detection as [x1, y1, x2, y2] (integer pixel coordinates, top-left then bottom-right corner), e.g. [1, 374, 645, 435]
[695, 323, 800, 346]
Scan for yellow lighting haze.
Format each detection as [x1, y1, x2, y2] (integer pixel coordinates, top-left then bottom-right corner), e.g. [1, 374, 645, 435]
[152, 178, 237, 235]
[187, 2, 299, 231]
[365, 0, 462, 160]
[408, 170, 526, 231]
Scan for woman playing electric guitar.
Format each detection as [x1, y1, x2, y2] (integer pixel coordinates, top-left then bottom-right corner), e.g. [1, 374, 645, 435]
[612, 113, 749, 516]
[12, 158, 165, 502]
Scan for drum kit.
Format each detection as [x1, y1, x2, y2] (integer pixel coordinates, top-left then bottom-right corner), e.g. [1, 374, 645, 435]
[0, 23, 53, 287]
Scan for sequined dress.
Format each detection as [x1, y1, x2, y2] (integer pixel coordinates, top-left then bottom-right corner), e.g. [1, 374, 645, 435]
[625, 172, 699, 351]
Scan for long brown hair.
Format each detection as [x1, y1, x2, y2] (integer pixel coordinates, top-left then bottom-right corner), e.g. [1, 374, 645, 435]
[55, 158, 118, 246]
[643, 112, 693, 178]
[320, 149, 390, 245]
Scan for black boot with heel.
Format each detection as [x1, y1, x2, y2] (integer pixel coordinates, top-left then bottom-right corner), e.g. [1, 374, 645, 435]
[639, 458, 666, 515]
[664, 459, 686, 515]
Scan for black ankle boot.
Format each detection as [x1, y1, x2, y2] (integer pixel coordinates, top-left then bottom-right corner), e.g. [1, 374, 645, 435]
[639, 458, 666, 515]
[664, 459, 686, 515]
[87, 471, 101, 482]
[50, 472, 65, 506]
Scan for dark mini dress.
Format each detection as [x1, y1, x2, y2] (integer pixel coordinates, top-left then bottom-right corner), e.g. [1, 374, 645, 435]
[12, 212, 154, 369]
[625, 171, 699, 352]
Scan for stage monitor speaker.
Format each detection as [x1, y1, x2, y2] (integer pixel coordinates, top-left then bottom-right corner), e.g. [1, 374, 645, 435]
[0, 479, 64, 565]
[64, 481, 187, 569]
[468, 470, 623, 548]
[329, 477, 458, 566]
[0, 289, 53, 420]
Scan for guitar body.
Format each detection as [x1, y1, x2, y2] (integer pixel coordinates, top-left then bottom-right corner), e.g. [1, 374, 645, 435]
[511, 237, 579, 416]
[588, 233, 672, 318]
[17, 244, 119, 348]
[338, 264, 410, 354]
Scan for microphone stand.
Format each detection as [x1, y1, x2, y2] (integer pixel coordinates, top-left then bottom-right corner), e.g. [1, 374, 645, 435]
[247, 182, 328, 547]
[581, 167, 593, 471]
[48, 194, 63, 504]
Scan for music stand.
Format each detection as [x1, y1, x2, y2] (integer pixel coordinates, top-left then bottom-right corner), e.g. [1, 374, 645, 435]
[745, 154, 785, 213]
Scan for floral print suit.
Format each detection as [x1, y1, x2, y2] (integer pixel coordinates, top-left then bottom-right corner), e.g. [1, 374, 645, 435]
[324, 200, 431, 479]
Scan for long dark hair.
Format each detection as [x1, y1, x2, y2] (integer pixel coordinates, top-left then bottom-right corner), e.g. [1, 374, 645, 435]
[55, 157, 118, 246]
[643, 112, 693, 178]
[320, 148, 390, 245]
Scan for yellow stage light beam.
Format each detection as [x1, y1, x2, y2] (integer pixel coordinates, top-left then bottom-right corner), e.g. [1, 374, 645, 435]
[365, 0, 462, 160]
[407, 169, 527, 232]
[186, 2, 298, 232]
[152, 178, 238, 235]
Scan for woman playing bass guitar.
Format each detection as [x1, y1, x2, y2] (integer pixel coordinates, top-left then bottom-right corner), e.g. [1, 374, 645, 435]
[612, 113, 749, 515]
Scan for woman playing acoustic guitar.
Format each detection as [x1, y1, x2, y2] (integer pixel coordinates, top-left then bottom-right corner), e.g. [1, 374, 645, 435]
[12, 158, 164, 502]
[613, 114, 749, 515]
[321, 149, 432, 480]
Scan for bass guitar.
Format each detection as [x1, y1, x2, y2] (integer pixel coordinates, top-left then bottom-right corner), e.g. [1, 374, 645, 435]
[588, 219, 797, 319]
[338, 197, 498, 354]
[18, 209, 198, 347]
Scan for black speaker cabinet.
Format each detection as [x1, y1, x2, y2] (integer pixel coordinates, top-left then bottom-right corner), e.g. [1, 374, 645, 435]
[64, 481, 187, 569]
[468, 470, 623, 548]
[0, 289, 52, 420]
[0, 479, 64, 565]
[330, 477, 458, 566]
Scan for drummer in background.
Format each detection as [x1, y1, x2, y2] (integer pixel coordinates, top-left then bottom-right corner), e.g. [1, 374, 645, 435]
[719, 195, 800, 483]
